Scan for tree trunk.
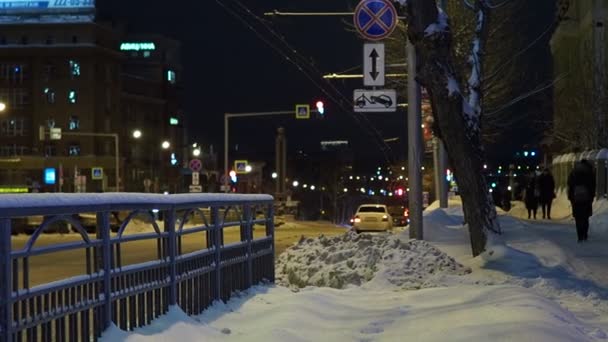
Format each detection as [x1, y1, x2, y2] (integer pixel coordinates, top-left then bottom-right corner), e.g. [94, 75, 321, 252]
[404, 0, 500, 256]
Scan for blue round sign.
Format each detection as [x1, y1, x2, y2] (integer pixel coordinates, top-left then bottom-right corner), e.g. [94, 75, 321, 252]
[354, 0, 398, 41]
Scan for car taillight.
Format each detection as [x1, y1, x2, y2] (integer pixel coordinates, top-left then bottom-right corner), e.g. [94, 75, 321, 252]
[354, 215, 361, 223]
[404, 209, 409, 218]
[382, 215, 389, 222]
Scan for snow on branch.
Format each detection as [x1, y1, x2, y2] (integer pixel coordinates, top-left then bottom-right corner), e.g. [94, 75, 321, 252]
[424, 7, 449, 37]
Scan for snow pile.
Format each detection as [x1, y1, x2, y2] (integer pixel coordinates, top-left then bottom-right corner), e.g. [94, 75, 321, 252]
[276, 232, 470, 290]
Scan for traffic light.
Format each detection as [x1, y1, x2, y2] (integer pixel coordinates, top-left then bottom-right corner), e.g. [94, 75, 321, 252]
[316, 100, 325, 119]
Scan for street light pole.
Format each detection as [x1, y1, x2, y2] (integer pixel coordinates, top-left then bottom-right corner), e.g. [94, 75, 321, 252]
[407, 39, 423, 240]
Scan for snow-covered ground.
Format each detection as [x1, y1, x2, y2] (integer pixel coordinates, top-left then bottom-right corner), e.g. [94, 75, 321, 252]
[101, 197, 608, 341]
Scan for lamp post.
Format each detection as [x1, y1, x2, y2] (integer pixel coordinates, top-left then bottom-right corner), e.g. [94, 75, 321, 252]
[0, 102, 6, 112]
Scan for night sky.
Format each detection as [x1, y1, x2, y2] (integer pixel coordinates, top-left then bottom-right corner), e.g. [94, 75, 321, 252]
[98, 0, 553, 169]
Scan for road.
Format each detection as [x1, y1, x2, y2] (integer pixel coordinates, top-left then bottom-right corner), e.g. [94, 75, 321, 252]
[11, 220, 348, 287]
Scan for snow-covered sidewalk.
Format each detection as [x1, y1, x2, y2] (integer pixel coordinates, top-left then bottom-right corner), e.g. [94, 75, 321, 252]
[101, 199, 608, 341]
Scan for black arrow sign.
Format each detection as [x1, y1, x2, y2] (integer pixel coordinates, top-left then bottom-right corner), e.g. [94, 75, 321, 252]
[369, 49, 380, 81]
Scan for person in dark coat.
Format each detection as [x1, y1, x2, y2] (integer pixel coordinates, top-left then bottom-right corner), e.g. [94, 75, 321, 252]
[524, 171, 539, 219]
[567, 159, 596, 242]
[538, 168, 556, 219]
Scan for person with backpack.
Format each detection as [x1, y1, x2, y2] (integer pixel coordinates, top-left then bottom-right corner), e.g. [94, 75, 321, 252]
[538, 168, 556, 219]
[567, 159, 596, 242]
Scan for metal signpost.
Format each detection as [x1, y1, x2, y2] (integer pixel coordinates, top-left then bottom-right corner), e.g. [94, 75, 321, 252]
[353, 0, 424, 239]
[352, 0, 397, 113]
[189, 159, 202, 193]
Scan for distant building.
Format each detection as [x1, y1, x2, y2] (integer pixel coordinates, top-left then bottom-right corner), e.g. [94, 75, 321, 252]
[0, 3, 187, 193]
[551, 0, 608, 151]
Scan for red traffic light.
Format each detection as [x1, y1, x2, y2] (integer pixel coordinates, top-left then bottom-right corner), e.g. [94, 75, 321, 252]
[316, 101, 325, 115]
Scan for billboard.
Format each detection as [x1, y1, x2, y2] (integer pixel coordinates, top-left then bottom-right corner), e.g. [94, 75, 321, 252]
[0, 0, 94, 12]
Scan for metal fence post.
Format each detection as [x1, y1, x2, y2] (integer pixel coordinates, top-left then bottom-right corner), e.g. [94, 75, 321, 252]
[212, 207, 222, 301]
[97, 212, 112, 330]
[265, 204, 275, 282]
[243, 205, 253, 287]
[0, 218, 12, 342]
[165, 209, 177, 306]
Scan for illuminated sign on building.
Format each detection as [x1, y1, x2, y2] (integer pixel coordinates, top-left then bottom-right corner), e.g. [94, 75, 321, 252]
[170, 117, 179, 126]
[0, 0, 95, 11]
[44, 168, 56, 185]
[120, 42, 157, 51]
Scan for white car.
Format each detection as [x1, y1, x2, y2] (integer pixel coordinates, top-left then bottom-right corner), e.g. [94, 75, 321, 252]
[351, 204, 392, 233]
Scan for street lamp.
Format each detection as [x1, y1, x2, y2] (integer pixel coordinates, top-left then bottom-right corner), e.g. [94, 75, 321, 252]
[192, 147, 201, 157]
[272, 172, 278, 179]
[132, 129, 142, 139]
[0, 102, 5, 112]
[161, 140, 171, 149]
[245, 165, 253, 173]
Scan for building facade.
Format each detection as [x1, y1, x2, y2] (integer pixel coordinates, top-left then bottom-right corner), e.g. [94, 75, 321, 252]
[551, 0, 608, 151]
[0, 7, 187, 193]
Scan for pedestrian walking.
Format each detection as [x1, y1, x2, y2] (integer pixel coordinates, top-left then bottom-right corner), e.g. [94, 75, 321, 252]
[538, 168, 556, 220]
[524, 171, 539, 219]
[567, 159, 596, 242]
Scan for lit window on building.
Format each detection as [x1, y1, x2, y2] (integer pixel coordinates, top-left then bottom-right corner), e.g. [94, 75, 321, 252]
[143, 51, 151, 58]
[44, 88, 56, 104]
[68, 90, 77, 104]
[69, 60, 81, 78]
[167, 70, 176, 84]
[68, 116, 79, 130]
[68, 144, 81, 156]
[1, 118, 25, 137]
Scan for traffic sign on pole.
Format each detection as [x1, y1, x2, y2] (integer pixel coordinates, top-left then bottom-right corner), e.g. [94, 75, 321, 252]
[192, 172, 200, 186]
[234, 160, 248, 174]
[189, 159, 202, 172]
[354, 0, 398, 41]
[363, 43, 385, 86]
[353, 89, 397, 112]
[295, 104, 310, 119]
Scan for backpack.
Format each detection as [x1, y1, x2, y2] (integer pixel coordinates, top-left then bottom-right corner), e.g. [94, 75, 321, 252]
[573, 185, 589, 203]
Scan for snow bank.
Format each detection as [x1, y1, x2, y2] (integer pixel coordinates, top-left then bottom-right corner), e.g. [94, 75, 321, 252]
[276, 232, 470, 290]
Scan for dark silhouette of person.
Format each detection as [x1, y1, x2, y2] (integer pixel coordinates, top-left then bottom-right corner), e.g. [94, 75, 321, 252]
[567, 160, 596, 242]
[538, 168, 556, 219]
[524, 172, 539, 219]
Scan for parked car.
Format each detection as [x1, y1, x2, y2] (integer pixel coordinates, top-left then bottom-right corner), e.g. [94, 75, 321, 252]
[351, 204, 392, 233]
[387, 205, 410, 227]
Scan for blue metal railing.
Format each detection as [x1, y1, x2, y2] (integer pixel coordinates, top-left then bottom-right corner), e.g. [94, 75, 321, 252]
[0, 193, 275, 342]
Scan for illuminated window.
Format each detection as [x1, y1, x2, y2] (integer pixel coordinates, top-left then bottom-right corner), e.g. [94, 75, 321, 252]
[143, 51, 151, 58]
[68, 116, 79, 130]
[69, 60, 81, 78]
[0, 118, 25, 137]
[44, 88, 56, 104]
[68, 144, 81, 156]
[68, 90, 77, 104]
[167, 70, 176, 84]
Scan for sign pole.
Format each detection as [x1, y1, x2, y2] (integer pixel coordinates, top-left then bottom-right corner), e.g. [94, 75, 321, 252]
[407, 38, 423, 240]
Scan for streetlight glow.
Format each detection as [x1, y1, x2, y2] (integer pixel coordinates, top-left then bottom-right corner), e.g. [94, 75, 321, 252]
[192, 148, 201, 157]
[245, 165, 253, 173]
[161, 140, 171, 149]
[0, 102, 6, 112]
[272, 172, 278, 179]
[292, 181, 299, 187]
[132, 130, 142, 139]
